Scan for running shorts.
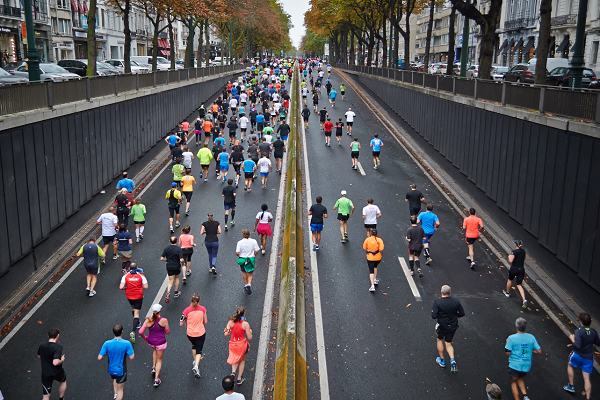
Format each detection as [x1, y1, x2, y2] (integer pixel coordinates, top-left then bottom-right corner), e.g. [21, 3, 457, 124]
[167, 268, 181, 276]
[569, 351, 594, 373]
[465, 237, 477, 245]
[337, 213, 349, 221]
[274, 152, 283, 159]
[372, 151, 380, 157]
[110, 374, 127, 384]
[423, 233, 434, 244]
[364, 224, 377, 229]
[224, 203, 236, 210]
[127, 297, 143, 310]
[508, 267, 525, 285]
[408, 248, 422, 256]
[351, 151, 359, 159]
[41, 370, 66, 395]
[310, 223, 323, 232]
[436, 326, 457, 343]
[182, 248, 193, 262]
[220, 165, 229, 171]
[325, 131, 332, 137]
[346, 122, 353, 126]
[367, 260, 380, 273]
[183, 191, 193, 202]
[168, 206, 180, 218]
[245, 172, 254, 179]
[103, 236, 115, 246]
[507, 368, 527, 379]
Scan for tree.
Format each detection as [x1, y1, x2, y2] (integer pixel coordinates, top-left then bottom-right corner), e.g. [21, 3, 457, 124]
[423, 0, 435, 71]
[86, 0, 97, 76]
[105, 0, 132, 73]
[140, 0, 168, 71]
[446, 4, 457, 75]
[535, 0, 552, 84]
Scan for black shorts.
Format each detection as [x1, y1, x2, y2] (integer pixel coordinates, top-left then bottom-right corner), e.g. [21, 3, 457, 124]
[465, 237, 477, 245]
[336, 131, 343, 137]
[42, 370, 66, 394]
[409, 207, 421, 216]
[134, 220, 145, 225]
[245, 172, 254, 179]
[364, 224, 377, 229]
[508, 267, 525, 285]
[128, 298, 143, 310]
[367, 260, 380, 273]
[241, 128, 247, 132]
[313, 101, 319, 105]
[508, 367, 527, 379]
[274, 152, 283, 159]
[233, 163, 242, 173]
[337, 213, 349, 221]
[168, 206, 180, 218]
[257, 123, 264, 131]
[320, 119, 326, 123]
[408, 248, 422, 256]
[205, 131, 212, 137]
[110, 373, 127, 384]
[167, 268, 181, 276]
[187, 334, 206, 353]
[229, 131, 236, 137]
[303, 117, 309, 122]
[103, 236, 115, 246]
[341, 91, 345, 95]
[325, 131, 332, 137]
[182, 248, 193, 262]
[372, 151, 380, 157]
[85, 265, 99, 275]
[346, 122, 353, 127]
[212, 112, 218, 118]
[351, 151, 359, 159]
[183, 191, 193, 202]
[436, 326, 456, 343]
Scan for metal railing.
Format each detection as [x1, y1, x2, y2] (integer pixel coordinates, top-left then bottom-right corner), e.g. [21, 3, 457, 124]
[0, 63, 248, 115]
[333, 63, 600, 123]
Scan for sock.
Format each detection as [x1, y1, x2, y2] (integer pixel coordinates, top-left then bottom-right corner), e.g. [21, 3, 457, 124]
[424, 248, 430, 257]
[140, 226, 144, 235]
[135, 228, 140, 238]
[225, 214, 229, 224]
[133, 317, 139, 331]
[415, 260, 421, 269]
[409, 260, 414, 270]
[231, 210, 235, 221]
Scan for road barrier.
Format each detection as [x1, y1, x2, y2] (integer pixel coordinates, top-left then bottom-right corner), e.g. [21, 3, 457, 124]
[274, 64, 307, 400]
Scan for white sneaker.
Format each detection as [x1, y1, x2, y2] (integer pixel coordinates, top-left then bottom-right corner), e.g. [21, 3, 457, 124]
[368, 285, 375, 292]
[86, 286, 90, 292]
[261, 249, 266, 255]
[89, 290, 96, 297]
[373, 278, 379, 285]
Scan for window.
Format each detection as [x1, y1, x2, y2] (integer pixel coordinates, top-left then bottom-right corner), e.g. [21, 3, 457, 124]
[59, 18, 71, 34]
[52, 17, 58, 33]
[56, 0, 68, 9]
[592, 41, 599, 65]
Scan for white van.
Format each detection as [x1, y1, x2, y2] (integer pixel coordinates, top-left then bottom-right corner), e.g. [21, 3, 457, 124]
[528, 57, 570, 73]
[131, 56, 170, 71]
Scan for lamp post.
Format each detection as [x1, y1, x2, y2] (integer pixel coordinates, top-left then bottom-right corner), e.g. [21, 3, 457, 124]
[569, 0, 588, 89]
[24, 0, 40, 81]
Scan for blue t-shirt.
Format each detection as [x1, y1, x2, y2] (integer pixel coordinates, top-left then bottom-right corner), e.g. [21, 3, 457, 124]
[234, 94, 240, 103]
[219, 152, 229, 166]
[330, 90, 337, 99]
[505, 333, 540, 372]
[243, 159, 256, 173]
[370, 138, 383, 152]
[168, 135, 178, 146]
[417, 211, 439, 235]
[115, 232, 132, 251]
[116, 178, 135, 193]
[256, 115, 265, 123]
[238, 106, 245, 115]
[214, 137, 226, 147]
[99, 338, 134, 376]
[231, 87, 238, 96]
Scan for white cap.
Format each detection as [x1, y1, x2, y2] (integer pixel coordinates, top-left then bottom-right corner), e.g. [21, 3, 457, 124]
[151, 304, 162, 313]
[341, 190, 347, 196]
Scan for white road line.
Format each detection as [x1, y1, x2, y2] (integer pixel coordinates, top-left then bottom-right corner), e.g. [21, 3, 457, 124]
[145, 276, 170, 318]
[398, 257, 422, 302]
[252, 82, 293, 400]
[356, 162, 366, 176]
[137, 161, 172, 198]
[300, 75, 331, 400]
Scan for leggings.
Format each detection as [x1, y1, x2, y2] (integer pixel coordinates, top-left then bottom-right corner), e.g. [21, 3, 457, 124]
[117, 208, 129, 226]
[205, 241, 219, 268]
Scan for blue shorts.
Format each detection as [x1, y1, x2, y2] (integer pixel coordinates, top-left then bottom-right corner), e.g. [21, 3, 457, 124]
[331, 97, 336, 101]
[220, 165, 229, 171]
[260, 172, 269, 177]
[569, 351, 594, 373]
[310, 224, 323, 232]
[281, 135, 288, 141]
[423, 233, 434, 244]
[224, 204, 235, 210]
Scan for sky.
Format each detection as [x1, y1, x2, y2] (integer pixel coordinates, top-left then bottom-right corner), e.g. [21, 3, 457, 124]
[281, 0, 310, 48]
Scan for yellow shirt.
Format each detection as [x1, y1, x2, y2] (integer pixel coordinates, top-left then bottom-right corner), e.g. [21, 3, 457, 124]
[181, 175, 196, 192]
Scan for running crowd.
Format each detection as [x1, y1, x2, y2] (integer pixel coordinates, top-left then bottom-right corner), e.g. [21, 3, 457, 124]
[37, 58, 295, 400]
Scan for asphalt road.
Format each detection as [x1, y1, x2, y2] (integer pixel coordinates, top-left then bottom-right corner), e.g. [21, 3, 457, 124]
[0, 82, 284, 399]
[300, 70, 600, 400]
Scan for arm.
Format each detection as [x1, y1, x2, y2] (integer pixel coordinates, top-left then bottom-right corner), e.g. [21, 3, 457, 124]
[161, 318, 170, 335]
[533, 348, 542, 354]
[253, 218, 259, 232]
[243, 321, 253, 340]
[200, 225, 206, 235]
[420, 196, 425, 202]
[376, 212, 382, 219]
[508, 254, 515, 263]
[53, 354, 65, 366]
[350, 205, 355, 215]
[431, 302, 438, 319]
[323, 213, 328, 219]
[456, 302, 466, 318]
[217, 225, 222, 234]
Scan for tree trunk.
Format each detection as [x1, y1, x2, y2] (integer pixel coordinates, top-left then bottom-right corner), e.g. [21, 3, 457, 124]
[151, 25, 159, 72]
[197, 20, 204, 67]
[366, 37, 374, 66]
[168, 15, 175, 69]
[393, 20, 400, 67]
[123, 0, 131, 73]
[184, 19, 195, 68]
[535, 0, 552, 84]
[204, 20, 210, 67]
[478, 10, 500, 80]
[447, 5, 456, 75]
[86, 0, 96, 76]
[404, 12, 412, 70]
[382, 17, 387, 67]
[350, 33, 355, 65]
[424, 0, 435, 71]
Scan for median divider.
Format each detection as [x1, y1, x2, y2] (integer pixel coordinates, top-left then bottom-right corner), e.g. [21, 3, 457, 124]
[274, 64, 307, 400]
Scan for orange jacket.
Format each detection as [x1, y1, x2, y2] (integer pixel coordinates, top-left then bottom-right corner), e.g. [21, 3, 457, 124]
[363, 236, 384, 261]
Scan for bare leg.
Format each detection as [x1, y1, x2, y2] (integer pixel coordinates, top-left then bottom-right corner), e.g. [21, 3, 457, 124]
[436, 338, 445, 359]
[58, 380, 67, 398]
[567, 363, 575, 385]
[516, 284, 526, 302]
[583, 371, 592, 399]
[517, 377, 527, 397]
[510, 377, 520, 400]
[155, 350, 164, 380]
[468, 244, 475, 262]
[338, 220, 345, 238]
[167, 275, 174, 293]
[237, 357, 246, 379]
[506, 279, 513, 294]
[174, 275, 180, 292]
[444, 342, 455, 359]
[115, 381, 125, 400]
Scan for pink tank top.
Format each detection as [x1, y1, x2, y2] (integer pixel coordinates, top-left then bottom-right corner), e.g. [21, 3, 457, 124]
[147, 317, 166, 346]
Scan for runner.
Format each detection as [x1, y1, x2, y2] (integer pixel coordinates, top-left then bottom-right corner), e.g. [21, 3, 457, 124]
[138, 304, 170, 387]
[302, 85, 309, 105]
[308, 196, 328, 251]
[325, 79, 332, 97]
[362, 198, 382, 237]
[334, 118, 344, 146]
[97, 324, 135, 400]
[302, 105, 311, 129]
[218, 148, 230, 183]
[160, 236, 184, 303]
[350, 137, 361, 170]
[224, 306, 253, 384]
[244, 153, 257, 192]
[212, 137, 224, 178]
[182, 146, 194, 170]
[202, 117, 213, 146]
[363, 229, 384, 292]
[235, 229, 260, 294]
[227, 116, 238, 147]
[344, 108, 356, 135]
[211, 102, 220, 124]
[119, 262, 148, 343]
[272, 135, 285, 173]
[340, 83, 346, 100]
[370, 133, 383, 169]
[503, 240, 528, 309]
[114, 224, 133, 274]
[76, 236, 105, 296]
[171, 158, 185, 190]
[197, 144, 213, 182]
[200, 213, 221, 275]
[312, 90, 319, 113]
[217, 376, 245, 400]
[463, 208, 483, 269]
[505, 318, 542, 400]
[318, 107, 328, 130]
[563, 312, 600, 398]
[178, 225, 196, 282]
[181, 169, 196, 216]
[416, 204, 440, 265]
[432, 285, 465, 373]
[405, 184, 425, 217]
[194, 117, 203, 146]
[116, 171, 135, 193]
[172, 144, 184, 164]
[253, 204, 273, 254]
[239, 114, 249, 142]
[262, 123, 274, 143]
[180, 293, 208, 379]
[96, 207, 119, 260]
[330, 88, 337, 107]
[164, 131, 181, 150]
[257, 154, 272, 190]
[406, 216, 426, 277]
[333, 190, 354, 243]
[165, 183, 181, 234]
[222, 179, 237, 231]
[197, 103, 206, 120]
[230, 144, 244, 187]
[38, 328, 67, 400]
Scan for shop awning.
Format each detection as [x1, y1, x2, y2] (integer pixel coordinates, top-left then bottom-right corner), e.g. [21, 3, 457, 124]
[547, 36, 556, 56]
[508, 38, 515, 54]
[523, 37, 535, 54]
[159, 39, 170, 48]
[70, 0, 77, 11]
[556, 34, 569, 53]
[498, 39, 508, 53]
[514, 37, 524, 52]
[82, 1, 88, 14]
[161, 50, 170, 56]
[77, 1, 84, 13]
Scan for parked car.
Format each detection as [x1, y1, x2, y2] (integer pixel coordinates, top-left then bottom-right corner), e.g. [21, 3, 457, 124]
[546, 67, 597, 88]
[0, 67, 29, 86]
[503, 64, 535, 84]
[2, 61, 26, 73]
[528, 57, 570, 74]
[105, 59, 149, 74]
[466, 64, 479, 79]
[452, 63, 461, 75]
[437, 64, 447, 74]
[12, 63, 81, 82]
[57, 59, 122, 76]
[490, 65, 509, 81]
[428, 63, 442, 74]
[131, 56, 170, 71]
[210, 57, 223, 66]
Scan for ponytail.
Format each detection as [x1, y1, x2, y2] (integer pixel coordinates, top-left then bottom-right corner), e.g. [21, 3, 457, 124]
[228, 306, 245, 323]
[207, 213, 214, 222]
[147, 311, 159, 324]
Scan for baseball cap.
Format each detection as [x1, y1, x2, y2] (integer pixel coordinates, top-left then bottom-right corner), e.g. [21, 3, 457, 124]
[371, 229, 378, 235]
[152, 304, 162, 313]
[171, 182, 177, 188]
[513, 239, 523, 246]
[341, 190, 347, 196]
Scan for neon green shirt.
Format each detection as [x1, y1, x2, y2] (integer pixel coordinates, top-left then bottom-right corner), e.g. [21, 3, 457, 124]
[197, 148, 213, 165]
[334, 197, 354, 216]
[172, 164, 185, 181]
[130, 204, 146, 222]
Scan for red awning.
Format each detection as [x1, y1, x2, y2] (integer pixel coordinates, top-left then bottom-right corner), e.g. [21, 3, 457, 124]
[77, 1, 84, 13]
[70, 0, 77, 11]
[82, 1, 88, 14]
[158, 39, 169, 48]
[161, 50, 170, 56]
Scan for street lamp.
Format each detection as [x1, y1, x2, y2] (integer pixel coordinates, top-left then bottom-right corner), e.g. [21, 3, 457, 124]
[24, 0, 40, 81]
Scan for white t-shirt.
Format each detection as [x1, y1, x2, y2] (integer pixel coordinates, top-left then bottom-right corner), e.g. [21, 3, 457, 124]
[239, 116, 249, 129]
[216, 392, 246, 400]
[240, 93, 248, 103]
[273, 102, 281, 113]
[236, 238, 260, 258]
[302, 87, 308, 97]
[257, 157, 271, 173]
[255, 211, 273, 224]
[229, 98, 238, 108]
[319, 71, 324, 78]
[362, 204, 381, 225]
[97, 212, 118, 236]
[264, 134, 273, 143]
[182, 151, 194, 168]
[272, 93, 280, 102]
[345, 111, 356, 122]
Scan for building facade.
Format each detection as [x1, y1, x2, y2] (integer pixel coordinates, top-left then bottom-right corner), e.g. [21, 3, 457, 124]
[415, 6, 454, 63]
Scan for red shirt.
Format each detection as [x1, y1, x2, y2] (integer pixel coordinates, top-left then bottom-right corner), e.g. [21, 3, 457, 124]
[463, 215, 483, 238]
[121, 272, 147, 300]
[324, 121, 334, 132]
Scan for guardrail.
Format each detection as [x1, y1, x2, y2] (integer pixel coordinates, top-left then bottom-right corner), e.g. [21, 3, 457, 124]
[0, 63, 249, 116]
[332, 63, 600, 123]
[274, 64, 307, 400]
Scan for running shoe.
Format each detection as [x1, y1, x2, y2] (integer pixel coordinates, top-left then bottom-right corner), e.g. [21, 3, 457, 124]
[369, 285, 375, 292]
[182, 277, 187, 285]
[237, 378, 245, 386]
[247, 286, 252, 295]
[231, 220, 235, 225]
[122, 268, 127, 275]
[165, 292, 170, 303]
[418, 268, 423, 278]
[193, 366, 201, 378]
[170, 228, 175, 234]
[129, 332, 135, 344]
[261, 249, 266, 255]
[186, 270, 191, 276]
[174, 291, 180, 298]
[563, 384, 575, 393]
[225, 224, 228, 231]
[136, 238, 140, 243]
[204, 178, 208, 182]
[502, 289, 510, 297]
[89, 290, 96, 297]
[136, 321, 142, 329]
[470, 262, 475, 270]
[113, 255, 118, 260]
[153, 379, 161, 387]
[340, 238, 346, 243]
[377, 160, 380, 166]
[522, 300, 528, 309]
[210, 266, 216, 275]
[344, 232, 348, 238]
[175, 222, 180, 228]
[426, 257, 432, 265]
[523, 396, 530, 400]
[436, 357, 445, 368]
[466, 256, 471, 261]
[410, 269, 414, 276]
[151, 366, 155, 375]
[315, 244, 319, 250]
[185, 211, 190, 216]
[140, 234, 144, 239]
[86, 286, 90, 292]
[248, 188, 251, 192]
[373, 278, 379, 285]
[450, 359, 457, 373]
[313, 244, 317, 251]
[374, 165, 377, 169]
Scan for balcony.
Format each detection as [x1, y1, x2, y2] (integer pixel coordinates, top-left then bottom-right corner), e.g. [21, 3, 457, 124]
[0, 4, 21, 17]
[504, 17, 537, 30]
[33, 10, 48, 22]
[551, 14, 577, 27]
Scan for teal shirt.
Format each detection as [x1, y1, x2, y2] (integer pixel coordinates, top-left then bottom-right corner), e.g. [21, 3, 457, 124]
[505, 333, 540, 372]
